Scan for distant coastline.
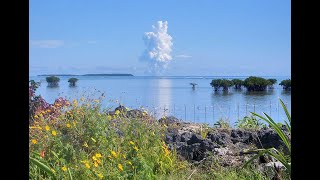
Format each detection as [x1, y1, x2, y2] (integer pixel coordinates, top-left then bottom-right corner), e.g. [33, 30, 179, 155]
[38, 74, 134, 77]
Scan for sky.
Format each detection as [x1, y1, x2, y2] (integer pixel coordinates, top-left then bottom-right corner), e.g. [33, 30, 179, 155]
[29, 0, 291, 76]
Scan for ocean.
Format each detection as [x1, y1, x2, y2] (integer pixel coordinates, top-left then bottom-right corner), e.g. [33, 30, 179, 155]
[29, 75, 291, 126]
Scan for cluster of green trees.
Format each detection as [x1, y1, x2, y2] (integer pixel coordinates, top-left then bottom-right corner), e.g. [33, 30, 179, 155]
[210, 76, 291, 91]
[279, 79, 291, 90]
[45, 76, 78, 87]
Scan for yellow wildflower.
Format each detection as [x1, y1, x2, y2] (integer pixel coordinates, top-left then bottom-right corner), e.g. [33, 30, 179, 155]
[94, 161, 99, 167]
[129, 141, 135, 145]
[134, 146, 139, 151]
[118, 164, 123, 171]
[73, 100, 78, 107]
[81, 160, 89, 164]
[47, 109, 51, 113]
[111, 151, 117, 158]
[128, 161, 132, 165]
[85, 163, 90, 169]
[52, 131, 57, 136]
[107, 115, 112, 120]
[31, 139, 37, 144]
[51, 168, 56, 174]
[83, 142, 89, 148]
[92, 156, 98, 161]
[96, 159, 101, 164]
[45, 125, 50, 131]
[115, 110, 120, 115]
[95, 153, 102, 158]
[97, 173, 103, 179]
[61, 166, 67, 172]
[107, 155, 112, 159]
[123, 154, 126, 159]
[66, 124, 71, 128]
[34, 115, 38, 119]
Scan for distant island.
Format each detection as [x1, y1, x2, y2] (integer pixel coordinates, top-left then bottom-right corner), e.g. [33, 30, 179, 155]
[38, 74, 134, 76]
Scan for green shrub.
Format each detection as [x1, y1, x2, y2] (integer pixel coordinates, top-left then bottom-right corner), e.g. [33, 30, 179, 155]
[243, 76, 270, 91]
[235, 115, 266, 129]
[46, 76, 60, 87]
[232, 79, 244, 89]
[210, 79, 233, 91]
[214, 118, 231, 129]
[279, 79, 291, 90]
[68, 78, 79, 87]
[243, 99, 291, 176]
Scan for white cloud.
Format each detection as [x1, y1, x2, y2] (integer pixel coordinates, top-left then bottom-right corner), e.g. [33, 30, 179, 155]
[175, 54, 192, 58]
[140, 21, 173, 75]
[30, 40, 64, 48]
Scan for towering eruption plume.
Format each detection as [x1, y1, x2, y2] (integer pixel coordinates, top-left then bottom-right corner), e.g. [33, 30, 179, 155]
[140, 21, 173, 75]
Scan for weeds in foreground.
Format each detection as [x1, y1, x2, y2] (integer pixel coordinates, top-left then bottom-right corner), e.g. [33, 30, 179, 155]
[235, 115, 266, 130]
[29, 82, 284, 179]
[243, 99, 291, 176]
[214, 118, 231, 129]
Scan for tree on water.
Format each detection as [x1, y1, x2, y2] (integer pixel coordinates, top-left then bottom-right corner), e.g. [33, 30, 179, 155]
[243, 76, 269, 91]
[46, 76, 60, 87]
[279, 79, 291, 90]
[232, 79, 244, 89]
[68, 78, 79, 87]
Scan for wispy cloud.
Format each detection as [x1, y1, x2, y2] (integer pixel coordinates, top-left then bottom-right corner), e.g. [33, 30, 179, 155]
[175, 54, 192, 58]
[30, 40, 64, 48]
[87, 40, 97, 44]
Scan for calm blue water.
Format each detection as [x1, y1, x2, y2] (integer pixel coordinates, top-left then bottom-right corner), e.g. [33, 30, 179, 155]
[29, 76, 291, 126]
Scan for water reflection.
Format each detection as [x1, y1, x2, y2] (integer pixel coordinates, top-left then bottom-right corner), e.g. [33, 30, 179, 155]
[158, 79, 171, 109]
[281, 90, 291, 96]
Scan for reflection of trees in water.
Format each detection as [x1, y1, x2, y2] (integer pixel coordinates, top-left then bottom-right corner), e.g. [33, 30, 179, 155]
[212, 90, 233, 96]
[281, 90, 291, 96]
[245, 90, 274, 96]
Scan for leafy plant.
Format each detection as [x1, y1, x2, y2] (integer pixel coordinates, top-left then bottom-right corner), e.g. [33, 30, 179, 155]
[243, 76, 270, 91]
[214, 118, 231, 129]
[243, 99, 291, 175]
[267, 79, 277, 89]
[68, 78, 79, 87]
[210, 79, 233, 91]
[279, 79, 291, 90]
[232, 79, 244, 89]
[46, 76, 60, 87]
[235, 115, 266, 129]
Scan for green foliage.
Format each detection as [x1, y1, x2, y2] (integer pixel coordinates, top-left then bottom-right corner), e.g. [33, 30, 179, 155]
[243, 76, 270, 91]
[214, 118, 231, 129]
[199, 124, 210, 139]
[210, 79, 233, 91]
[46, 76, 60, 87]
[68, 78, 79, 86]
[243, 99, 291, 175]
[267, 79, 277, 88]
[235, 115, 266, 129]
[279, 79, 291, 90]
[232, 79, 244, 89]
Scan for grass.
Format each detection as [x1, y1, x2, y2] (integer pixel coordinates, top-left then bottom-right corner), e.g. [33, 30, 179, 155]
[29, 92, 284, 179]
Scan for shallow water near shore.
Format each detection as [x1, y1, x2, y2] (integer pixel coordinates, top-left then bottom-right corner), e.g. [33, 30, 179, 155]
[29, 75, 291, 126]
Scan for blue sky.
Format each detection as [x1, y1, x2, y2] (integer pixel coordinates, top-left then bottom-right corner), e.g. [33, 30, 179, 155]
[29, 0, 290, 76]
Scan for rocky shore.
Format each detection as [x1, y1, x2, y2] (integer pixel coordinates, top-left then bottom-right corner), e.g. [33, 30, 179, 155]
[109, 106, 290, 170]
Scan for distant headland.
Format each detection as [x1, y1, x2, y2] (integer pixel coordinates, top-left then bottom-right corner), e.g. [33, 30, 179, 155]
[38, 74, 134, 76]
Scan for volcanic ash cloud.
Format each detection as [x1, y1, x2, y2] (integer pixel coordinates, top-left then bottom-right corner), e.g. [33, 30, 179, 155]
[140, 21, 173, 75]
